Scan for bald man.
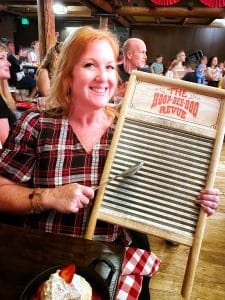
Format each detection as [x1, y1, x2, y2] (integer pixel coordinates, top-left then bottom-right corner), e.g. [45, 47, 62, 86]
[118, 37, 148, 82]
[116, 38, 148, 100]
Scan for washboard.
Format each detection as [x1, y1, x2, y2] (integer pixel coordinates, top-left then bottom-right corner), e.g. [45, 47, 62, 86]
[85, 71, 225, 299]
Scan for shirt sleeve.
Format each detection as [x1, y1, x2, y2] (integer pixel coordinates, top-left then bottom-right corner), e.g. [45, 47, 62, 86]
[0, 97, 17, 126]
[0, 110, 40, 185]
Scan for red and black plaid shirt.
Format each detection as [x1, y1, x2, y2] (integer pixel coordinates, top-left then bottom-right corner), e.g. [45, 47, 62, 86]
[0, 109, 131, 244]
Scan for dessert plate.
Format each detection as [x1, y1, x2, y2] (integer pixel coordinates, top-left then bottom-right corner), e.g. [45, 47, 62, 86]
[20, 258, 115, 300]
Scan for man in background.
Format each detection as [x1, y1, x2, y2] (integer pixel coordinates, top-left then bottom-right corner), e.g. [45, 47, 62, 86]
[6, 41, 36, 98]
[116, 38, 148, 99]
[118, 37, 147, 82]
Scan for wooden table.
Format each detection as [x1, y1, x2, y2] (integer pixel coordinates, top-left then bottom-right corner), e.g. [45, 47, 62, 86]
[0, 223, 124, 299]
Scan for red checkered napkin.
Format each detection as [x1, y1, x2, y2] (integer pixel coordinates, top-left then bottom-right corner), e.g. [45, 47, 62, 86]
[115, 247, 161, 300]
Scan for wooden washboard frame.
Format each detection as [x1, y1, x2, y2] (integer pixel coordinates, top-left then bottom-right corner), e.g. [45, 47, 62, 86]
[85, 71, 225, 299]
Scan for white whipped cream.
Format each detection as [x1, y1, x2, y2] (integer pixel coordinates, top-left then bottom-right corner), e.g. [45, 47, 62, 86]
[41, 270, 92, 300]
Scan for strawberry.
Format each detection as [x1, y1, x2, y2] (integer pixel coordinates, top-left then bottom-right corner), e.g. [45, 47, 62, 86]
[59, 264, 76, 284]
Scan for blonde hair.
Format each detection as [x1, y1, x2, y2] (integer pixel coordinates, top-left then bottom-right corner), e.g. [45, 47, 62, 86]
[30, 40, 38, 50]
[37, 41, 63, 80]
[0, 43, 15, 111]
[46, 26, 119, 115]
[168, 59, 180, 70]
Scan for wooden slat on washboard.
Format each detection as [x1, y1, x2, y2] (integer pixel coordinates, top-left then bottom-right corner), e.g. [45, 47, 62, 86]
[85, 71, 225, 299]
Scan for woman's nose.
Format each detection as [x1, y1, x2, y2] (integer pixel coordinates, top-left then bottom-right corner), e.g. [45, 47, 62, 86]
[95, 69, 107, 81]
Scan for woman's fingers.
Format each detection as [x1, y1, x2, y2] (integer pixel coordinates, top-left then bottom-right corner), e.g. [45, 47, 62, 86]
[49, 183, 95, 213]
[68, 184, 95, 212]
[200, 205, 216, 217]
[80, 185, 95, 200]
[197, 188, 220, 216]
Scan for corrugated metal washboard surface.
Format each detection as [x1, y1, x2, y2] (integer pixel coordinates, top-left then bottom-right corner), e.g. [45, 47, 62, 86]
[100, 118, 214, 239]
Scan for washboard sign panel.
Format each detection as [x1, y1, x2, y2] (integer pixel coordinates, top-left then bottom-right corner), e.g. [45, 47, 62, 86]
[86, 71, 225, 298]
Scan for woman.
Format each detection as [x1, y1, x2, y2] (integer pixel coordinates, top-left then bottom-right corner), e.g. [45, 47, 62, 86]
[36, 41, 62, 97]
[27, 40, 39, 64]
[0, 27, 220, 299]
[174, 50, 186, 79]
[0, 43, 16, 145]
[205, 56, 222, 87]
[165, 59, 180, 79]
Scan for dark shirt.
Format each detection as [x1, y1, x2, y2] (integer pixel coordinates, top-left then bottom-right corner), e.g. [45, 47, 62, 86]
[182, 71, 198, 83]
[118, 64, 149, 83]
[118, 64, 130, 83]
[7, 53, 36, 92]
[7, 52, 23, 86]
[0, 95, 16, 126]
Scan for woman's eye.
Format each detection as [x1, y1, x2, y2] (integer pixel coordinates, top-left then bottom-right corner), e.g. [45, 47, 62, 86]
[84, 63, 94, 68]
[107, 65, 115, 70]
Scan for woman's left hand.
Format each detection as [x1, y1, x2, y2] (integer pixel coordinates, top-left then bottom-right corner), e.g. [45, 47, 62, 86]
[197, 188, 220, 216]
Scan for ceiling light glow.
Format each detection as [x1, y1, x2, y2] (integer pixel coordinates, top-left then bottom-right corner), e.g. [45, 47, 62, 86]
[53, 3, 68, 15]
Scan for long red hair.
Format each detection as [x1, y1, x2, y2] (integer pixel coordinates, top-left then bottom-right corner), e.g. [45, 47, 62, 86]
[47, 26, 119, 115]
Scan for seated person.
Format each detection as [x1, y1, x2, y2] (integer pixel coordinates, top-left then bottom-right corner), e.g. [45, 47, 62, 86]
[205, 56, 222, 87]
[27, 40, 39, 65]
[165, 59, 180, 79]
[174, 50, 187, 79]
[150, 55, 164, 75]
[0, 43, 16, 145]
[0, 27, 220, 300]
[182, 62, 198, 83]
[196, 55, 208, 84]
[116, 37, 148, 100]
[6, 41, 36, 98]
[36, 41, 62, 97]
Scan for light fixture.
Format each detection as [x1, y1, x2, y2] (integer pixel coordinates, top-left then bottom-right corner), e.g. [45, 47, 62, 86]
[53, 3, 68, 15]
[211, 18, 225, 27]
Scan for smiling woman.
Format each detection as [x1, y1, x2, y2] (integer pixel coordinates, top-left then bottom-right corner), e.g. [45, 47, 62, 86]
[0, 26, 221, 300]
[0, 42, 16, 145]
[0, 26, 122, 243]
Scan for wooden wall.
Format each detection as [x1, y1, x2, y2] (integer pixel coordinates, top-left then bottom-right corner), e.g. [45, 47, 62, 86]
[131, 26, 225, 65]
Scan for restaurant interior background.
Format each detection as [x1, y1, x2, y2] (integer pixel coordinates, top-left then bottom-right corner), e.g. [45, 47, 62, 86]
[0, 1, 225, 299]
[0, 0, 225, 64]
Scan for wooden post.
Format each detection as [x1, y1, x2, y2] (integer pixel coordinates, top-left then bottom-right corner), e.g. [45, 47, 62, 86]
[37, 0, 56, 62]
[99, 16, 109, 29]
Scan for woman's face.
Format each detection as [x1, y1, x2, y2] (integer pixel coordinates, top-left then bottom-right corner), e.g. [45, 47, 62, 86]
[211, 57, 218, 66]
[70, 39, 117, 110]
[0, 51, 10, 80]
[34, 42, 39, 51]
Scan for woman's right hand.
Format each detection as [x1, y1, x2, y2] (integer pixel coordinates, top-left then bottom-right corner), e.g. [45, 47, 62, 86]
[43, 183, 95, 213]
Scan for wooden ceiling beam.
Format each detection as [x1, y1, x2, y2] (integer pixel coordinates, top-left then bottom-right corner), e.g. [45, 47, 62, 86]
[85, 0, 113, 13]
[87, 0, 130, 27]
[116, 15, 130, 27]
[115, 7, 225, 18]
[131, 22, 216, 28]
